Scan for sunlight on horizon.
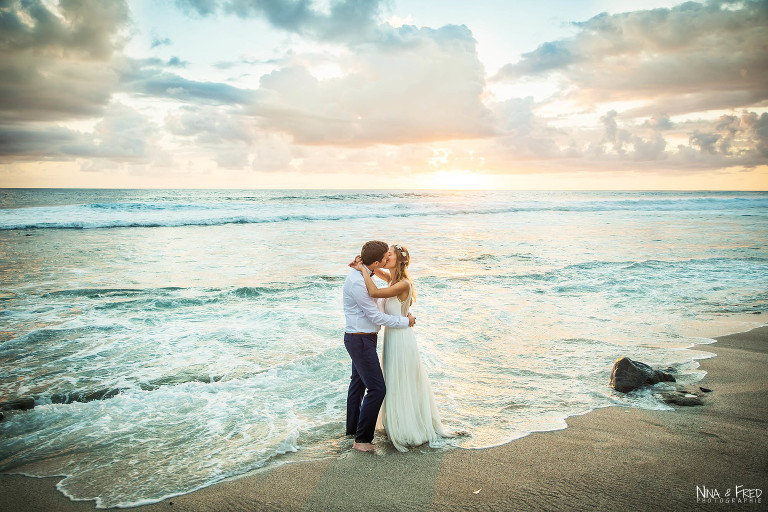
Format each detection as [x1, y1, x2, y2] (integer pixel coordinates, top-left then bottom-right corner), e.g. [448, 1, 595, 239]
[422, 170, 493, 190]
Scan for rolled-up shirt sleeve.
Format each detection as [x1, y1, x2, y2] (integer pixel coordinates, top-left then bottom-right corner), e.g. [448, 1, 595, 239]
[353, 280, 408, 329]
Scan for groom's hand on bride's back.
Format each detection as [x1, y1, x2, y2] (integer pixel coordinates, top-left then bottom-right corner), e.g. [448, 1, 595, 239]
[407, 313, 416, 327]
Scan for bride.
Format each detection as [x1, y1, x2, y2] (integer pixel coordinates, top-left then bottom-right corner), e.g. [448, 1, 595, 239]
[352, 244, 448, 452]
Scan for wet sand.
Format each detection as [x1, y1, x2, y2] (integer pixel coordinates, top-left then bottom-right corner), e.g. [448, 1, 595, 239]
[2, 326, 766, 511]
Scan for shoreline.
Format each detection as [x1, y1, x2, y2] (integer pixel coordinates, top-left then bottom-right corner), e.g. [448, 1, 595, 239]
[2, 325, 766, 511]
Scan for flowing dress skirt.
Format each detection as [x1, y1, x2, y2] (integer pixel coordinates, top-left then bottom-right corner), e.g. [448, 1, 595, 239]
[376, 325, 447, 452]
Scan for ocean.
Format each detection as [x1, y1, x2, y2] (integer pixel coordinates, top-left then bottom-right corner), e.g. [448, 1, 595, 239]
[0, 189, 766, 507]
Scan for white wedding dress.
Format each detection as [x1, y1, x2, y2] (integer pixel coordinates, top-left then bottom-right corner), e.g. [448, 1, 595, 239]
[376, 282, 448, 452]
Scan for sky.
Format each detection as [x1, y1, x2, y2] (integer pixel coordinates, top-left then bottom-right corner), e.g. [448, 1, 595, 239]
[0, 0, 766, 190]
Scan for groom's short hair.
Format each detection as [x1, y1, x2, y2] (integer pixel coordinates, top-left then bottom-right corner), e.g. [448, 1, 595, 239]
[361, 241, 389, 265]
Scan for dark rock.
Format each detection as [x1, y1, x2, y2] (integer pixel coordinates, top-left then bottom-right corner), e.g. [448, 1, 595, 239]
[50, 388, 122, 405]
[699, 386, 712, 393]
[610, 357, 676, 393]
[0, 412, 4, 422]
[0, 397, 35, 411]
[0, 388, 124, 413]
[660, 390, 704, 406]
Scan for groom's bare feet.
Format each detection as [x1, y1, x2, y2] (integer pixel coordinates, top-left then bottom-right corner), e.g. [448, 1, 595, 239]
[353, 442, 376, 453]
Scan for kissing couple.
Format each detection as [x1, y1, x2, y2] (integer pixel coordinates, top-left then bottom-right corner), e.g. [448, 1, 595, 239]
[342, 240, 448, 453]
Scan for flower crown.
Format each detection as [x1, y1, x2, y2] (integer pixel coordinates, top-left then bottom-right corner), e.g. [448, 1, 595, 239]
[394, 244, 408, 260]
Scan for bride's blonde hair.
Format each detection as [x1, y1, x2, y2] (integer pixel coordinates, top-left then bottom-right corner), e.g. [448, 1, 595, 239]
[391, 244, 415, 305]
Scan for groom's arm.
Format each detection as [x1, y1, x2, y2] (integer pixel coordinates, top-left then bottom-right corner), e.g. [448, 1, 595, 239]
[352, 280, 409, 329]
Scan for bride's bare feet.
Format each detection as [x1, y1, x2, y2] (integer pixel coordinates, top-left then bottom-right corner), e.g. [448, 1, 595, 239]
[353, 441, 376, 453]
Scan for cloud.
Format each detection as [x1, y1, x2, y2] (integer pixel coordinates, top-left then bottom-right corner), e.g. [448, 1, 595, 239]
[589, 110, 668, 161]
[165, 105, 262, 169]
[175, 0, 384, 42]
[643, 114, 673, 131]
[2, 0, 765, 182]
[687, 111, 768, 160]
[689, 130, 721, 154]
[151, 36, 172, 48]
[0, 0, 254, 168]
[166, 105, 255, 144]
[0, 0, 129, 58]
[0, 0, 129, 123]
[585, 110, 768, 168]
[498, 41, 574, 77]
[117, 59, 255, 105]
[479, 99, 768, 170]
[494, 1, 768, 114]
[0, 103, 167, 166]
[480, 0, 768, 171]
[0, 0, 151, 167]
[176, 0, 220, 16]
[166, 57, 188, 67]
[486, 97, 565, 160]
[250, 24, 495, 145]
[64, 105, 164, 161]
[0, 124, 82, 159]
[213, 56, 281, 70]
[140, 74, 254, 104]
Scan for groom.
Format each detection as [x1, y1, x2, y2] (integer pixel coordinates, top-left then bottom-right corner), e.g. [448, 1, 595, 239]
[343, 240, 416, 453]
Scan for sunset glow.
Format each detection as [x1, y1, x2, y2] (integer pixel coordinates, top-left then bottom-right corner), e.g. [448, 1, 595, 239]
[423, 171, 492, 190]
[0, 0, 766, 189]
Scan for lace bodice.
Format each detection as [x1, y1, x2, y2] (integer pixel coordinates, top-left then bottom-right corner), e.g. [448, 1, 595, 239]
[383, 280, 412, 317]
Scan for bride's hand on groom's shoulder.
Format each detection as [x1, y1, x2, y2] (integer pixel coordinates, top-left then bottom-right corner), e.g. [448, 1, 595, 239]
[348, 255, 363, 270]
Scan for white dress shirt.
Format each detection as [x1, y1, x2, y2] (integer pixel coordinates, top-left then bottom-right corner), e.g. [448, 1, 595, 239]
[343, 266, 409, 333]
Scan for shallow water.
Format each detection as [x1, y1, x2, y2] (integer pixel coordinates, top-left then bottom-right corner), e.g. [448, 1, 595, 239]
[0, 189, 766, 507]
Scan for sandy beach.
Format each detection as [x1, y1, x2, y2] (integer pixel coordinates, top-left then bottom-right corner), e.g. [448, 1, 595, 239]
[2, 325, 766, 512]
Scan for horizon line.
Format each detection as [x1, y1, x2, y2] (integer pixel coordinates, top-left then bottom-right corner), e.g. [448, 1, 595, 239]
[1, 187, 767, 192]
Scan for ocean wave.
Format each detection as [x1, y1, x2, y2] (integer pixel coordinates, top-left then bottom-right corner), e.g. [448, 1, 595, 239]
[0, 325, 126, 357]
[43, 288, 151, 298]
[223, 279, 343, 299]
[420, 257, 768, 291]
[2, 194, 766, 230]
[27, 279, 344, 311]
[523, 257, 768, 278]
[228, 284, 322, 298]
[2, 188, 766, 508]
[266, 191, 445, 202]
[0, 212, 381, 230]
[458, 253, 499, 262]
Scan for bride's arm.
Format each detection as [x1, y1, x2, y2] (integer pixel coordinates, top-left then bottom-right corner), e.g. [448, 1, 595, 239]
[373, 268, 391, 283]
[360, 267, 409, 299]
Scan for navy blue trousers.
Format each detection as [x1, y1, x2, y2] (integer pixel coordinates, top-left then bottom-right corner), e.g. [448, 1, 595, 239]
[344, 332, 386, 444]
